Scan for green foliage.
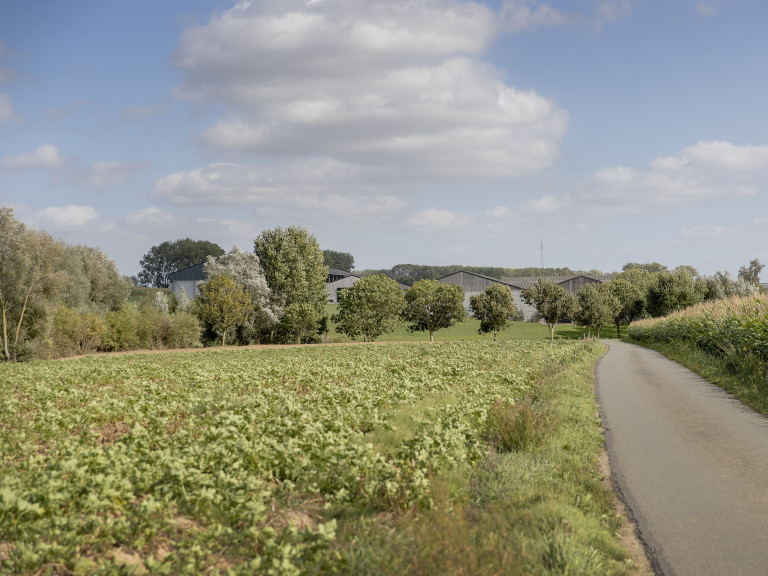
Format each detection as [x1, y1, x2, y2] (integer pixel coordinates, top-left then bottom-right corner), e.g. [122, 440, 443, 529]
[521, 280, 576, 340]
[622, 262, 668, 273]
[255, 226, 328, 344]
[469, 283, 522, 341]
[323, 250, 355, 273]
[402, 280, 466, 342]
[573, 283, 619, 338]
[738, 258, 764, 286]
[0, 340, 628, 575]
[645, 269, 703, 318]
[138, 238, 224, 288]
[203, 246, 280, 344]
[331, 274, 405, 341]
[356, 264, 584, 287]
[197, 276, 251, 346]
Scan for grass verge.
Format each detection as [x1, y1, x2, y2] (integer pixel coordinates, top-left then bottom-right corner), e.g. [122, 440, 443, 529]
[624, 337, 768, 417]
[320, 341, 633, 576]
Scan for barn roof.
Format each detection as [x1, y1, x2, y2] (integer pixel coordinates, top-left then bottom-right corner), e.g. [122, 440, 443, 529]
[501, 274, 614, 290]
[437, 269, 523, 288]
[168, 262, 206, 282]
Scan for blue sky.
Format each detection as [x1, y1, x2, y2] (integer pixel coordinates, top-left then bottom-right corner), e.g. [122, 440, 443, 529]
[1, 0, 767, 278]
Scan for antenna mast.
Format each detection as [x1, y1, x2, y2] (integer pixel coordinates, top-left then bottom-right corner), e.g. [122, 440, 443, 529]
[539, 240, 544, 274]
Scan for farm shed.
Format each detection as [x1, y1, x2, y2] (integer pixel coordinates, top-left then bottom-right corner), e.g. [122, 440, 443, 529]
[326, 269, 360, 303]
[436, 270, 532, 318]
[168, 263, 206, 300]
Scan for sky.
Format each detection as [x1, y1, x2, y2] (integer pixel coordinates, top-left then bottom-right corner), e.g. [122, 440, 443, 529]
[1, 0, 767, 278]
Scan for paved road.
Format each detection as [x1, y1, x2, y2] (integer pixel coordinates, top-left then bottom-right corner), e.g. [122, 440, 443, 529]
[596, 341, 768, 576]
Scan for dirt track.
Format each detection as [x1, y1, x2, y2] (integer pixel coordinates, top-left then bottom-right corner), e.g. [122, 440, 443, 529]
[597, 341, 768, 576]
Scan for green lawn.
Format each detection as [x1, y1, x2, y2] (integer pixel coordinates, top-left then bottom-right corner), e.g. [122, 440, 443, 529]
[323, 303, 620, 343]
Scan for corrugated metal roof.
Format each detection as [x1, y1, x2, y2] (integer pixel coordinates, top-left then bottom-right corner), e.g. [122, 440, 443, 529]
[437, 270, 523, 288]
[501, 274, 614, 290]
[168, 262, 206, 282]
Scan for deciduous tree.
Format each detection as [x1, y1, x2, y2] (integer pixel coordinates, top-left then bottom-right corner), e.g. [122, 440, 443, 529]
[198, 276, 250, 346]
[138, 239, 224, 288]
[402, 279, 465, 342]
[469, 283, 521, 341]
[332, 274, 405, 341]
[204, 246, 281, 344]
[254, 226, 328, 344]
[521, 279, 575, 340]
[646, 270, 703, 318]
[323, 250, 354, 273]
[573, 283, 619, 338]
[738, 258, 764, 286]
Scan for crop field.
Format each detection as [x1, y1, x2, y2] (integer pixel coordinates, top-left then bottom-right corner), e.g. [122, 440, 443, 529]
[627, 294, 768, 415]
[0, 341, 629, 575]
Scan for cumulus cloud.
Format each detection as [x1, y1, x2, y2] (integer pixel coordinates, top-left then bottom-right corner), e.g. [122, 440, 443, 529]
[171, 0, 568, 185]
[519, 195, 559, 213]
[0, 144, 147, 189]
[153, 160, 405, 221]
[501, 1, 574, 32]
[0, 144, 65, 170]
[35, 205, 98, 230]
[407, 208, 474, 229]
[582, 140, 762, 214]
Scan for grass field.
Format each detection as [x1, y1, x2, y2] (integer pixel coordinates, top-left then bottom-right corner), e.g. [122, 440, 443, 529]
[323, 303, 620, 343]
[0, 340, 632, 575]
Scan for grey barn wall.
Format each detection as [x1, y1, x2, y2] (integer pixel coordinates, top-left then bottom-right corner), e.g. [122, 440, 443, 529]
[326, 276, 359, 303]
[437, 271, 536, 320]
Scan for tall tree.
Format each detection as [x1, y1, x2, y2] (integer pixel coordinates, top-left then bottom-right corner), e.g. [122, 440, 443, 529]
[254, 226, 328, 344]
[402, 279, 466, 342]
[521, 279, 575, 340]
[198, 276, 250, 346]
[738, 258, 764, 286]
[622, 262, 668, 274]
[606, 277, 646, 338]
[469, 283, 521, 341]
[138, 239, 224, 288]
[203, 246, 281, 344]
[573, 283, 619, 338]
[332, 274, 405, 341]
[0, 208, 69, 360]
[645, 270, 703, 318]
[323, 250, 354, 273]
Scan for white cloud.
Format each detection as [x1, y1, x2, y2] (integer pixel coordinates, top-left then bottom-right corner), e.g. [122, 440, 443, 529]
[0, 144, 147, 189]
[0, 144, 65, 170]
[407, 208, 474, 229]
[501, 1, 574, 33]
[172, 0, 568, 184]
[582, 140, 762, 214]
[76, 161, 149, 189]
[123, 207, 180, 229]
[486, 205, 510, 218]
[680, 225, 726, 238]
[520, 195, 559, 213]
[35, 205, 98, 230]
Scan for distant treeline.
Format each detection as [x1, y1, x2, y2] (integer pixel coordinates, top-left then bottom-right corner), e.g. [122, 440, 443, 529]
[356, 265, 599, 286]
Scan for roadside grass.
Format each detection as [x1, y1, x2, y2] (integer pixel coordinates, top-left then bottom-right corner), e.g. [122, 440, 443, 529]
[624, 337, 768, 417]
[322, 341, 632, 576]
[324, 303, 621, 343]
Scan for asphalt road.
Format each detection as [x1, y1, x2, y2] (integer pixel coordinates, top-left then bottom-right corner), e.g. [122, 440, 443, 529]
[596, 341, 768, 576]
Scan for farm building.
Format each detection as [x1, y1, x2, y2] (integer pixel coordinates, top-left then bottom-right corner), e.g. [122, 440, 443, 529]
[438, 270, 614, 321]
[168, 263, 206, 300]
[326, 269, 360, 303]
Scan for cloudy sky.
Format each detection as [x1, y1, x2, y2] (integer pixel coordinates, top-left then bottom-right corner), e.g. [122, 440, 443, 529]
[1, 0, 767, 277]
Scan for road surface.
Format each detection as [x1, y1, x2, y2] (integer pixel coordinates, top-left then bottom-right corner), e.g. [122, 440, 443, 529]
[596, 340, 768, 576]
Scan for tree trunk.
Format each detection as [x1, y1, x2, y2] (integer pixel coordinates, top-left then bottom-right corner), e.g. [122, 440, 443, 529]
[430, 330, 434, 342]
[493, 329, 497, 342]
[616, 322, 621, 339]
[1, 304, 10, 361]
[549, 324, 555, 340]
